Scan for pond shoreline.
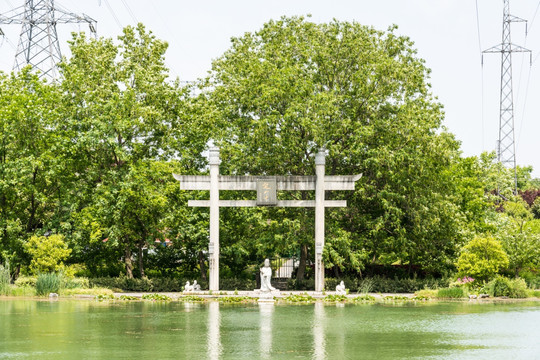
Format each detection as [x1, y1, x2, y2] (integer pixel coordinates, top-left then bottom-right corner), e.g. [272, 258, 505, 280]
[2, 290, 539, 303]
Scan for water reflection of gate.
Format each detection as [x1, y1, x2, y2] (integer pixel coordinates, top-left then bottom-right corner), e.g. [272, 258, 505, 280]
[205, 302, 328, 359]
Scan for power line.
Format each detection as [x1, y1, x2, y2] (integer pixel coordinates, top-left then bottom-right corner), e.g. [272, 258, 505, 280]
[476, 0, 485, 150]
[516, 65, 532, 151]
[475, 0, 482, 52]
[102, 0, 122, 30]
[120, 0, 138, 24]
[527, 0, 540, 33]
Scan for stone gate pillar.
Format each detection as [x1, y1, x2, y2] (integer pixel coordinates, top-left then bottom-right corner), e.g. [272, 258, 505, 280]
[208, 146, 220, 291]
[314, 149, 326, 292]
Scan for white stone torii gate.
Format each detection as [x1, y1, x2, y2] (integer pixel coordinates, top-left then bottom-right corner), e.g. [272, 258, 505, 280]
[173, 147, 361, 292]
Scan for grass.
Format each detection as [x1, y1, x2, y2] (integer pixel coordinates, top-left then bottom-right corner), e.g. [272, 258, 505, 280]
[414, 289, 438, 299]
[436, 287, 466, 299]
[1, 285, 36, 297]
[62, 287, 113, 296]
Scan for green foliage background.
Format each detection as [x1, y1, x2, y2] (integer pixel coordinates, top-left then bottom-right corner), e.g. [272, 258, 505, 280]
[0, 17, 538, 284]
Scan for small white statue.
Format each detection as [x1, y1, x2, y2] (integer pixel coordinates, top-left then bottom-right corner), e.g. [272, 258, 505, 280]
[260, 258, 276, 292]
[336, 280, 346, 295]
[184, 281, 194, 292]
[193, 280, 201, 291]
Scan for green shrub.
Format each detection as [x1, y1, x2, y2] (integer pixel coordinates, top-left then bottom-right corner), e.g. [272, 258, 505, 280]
[287, 279, 315, 291]
[36, 273, 62, 296]
[0, 262, 11, 296]
[321, 276, 449, 293]
[486, 276, 528, 298]
[219, 278, 255, 291]
[520, 270, 540, 289]
[14, 276, 37, 288]
[456, 235, 509, 281]
[152, 278, 184, 292]
[63, 277, 90, 289]
[25, 234, 71, 275]
[365, 276, 449, 293]
[436, 287, 466, 299]
[88, 277, 208, 292]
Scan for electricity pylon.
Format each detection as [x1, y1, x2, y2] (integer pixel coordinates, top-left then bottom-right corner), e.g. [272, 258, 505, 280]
[483, 0, 531, 194]
[0, 0, 96, 81]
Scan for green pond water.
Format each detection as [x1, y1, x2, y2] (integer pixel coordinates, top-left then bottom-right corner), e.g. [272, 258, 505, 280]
[0, 299, 539, 359]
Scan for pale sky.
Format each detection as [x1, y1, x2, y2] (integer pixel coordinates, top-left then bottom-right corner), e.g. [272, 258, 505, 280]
[1, 0, 539, 177]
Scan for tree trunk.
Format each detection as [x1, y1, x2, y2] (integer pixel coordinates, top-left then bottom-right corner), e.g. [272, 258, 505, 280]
[333, 265, 340, 278]
[296, 243, 308, 281]
[198, 251, 207, 281]
[124, 246, 134, 279]
[138, 241, 145, 278]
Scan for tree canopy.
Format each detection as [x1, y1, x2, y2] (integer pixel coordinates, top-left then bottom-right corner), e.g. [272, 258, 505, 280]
[203, 16, 481, 276]
[0, 18, 538, 284]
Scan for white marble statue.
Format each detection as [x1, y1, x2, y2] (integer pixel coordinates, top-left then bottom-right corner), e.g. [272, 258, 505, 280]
[335, 280, 346, 295]
[184, 281, 194, 292]
[260, 258, 276, 292]
[193, 280, 201, 291]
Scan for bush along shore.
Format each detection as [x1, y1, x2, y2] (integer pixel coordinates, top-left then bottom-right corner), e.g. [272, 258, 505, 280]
[1, 272, 539, 301]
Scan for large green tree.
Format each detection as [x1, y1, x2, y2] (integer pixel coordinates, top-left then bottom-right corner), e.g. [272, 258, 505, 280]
[58, 24, 200, 278]
[0, 69, 63, 272]
[202, 16, 474, 277]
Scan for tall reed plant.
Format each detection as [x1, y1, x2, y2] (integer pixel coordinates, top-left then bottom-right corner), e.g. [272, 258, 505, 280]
[0, 261, 10, 295]
[36, 273, 62, 296]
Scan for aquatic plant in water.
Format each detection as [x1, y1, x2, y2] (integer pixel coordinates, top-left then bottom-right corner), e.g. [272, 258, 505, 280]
[352, 294, 376, 302]
[217, 296, 257, 303]
[283, 294, 315, 303]
[323, 294, 348, 302]
[141, 293, 172, 301]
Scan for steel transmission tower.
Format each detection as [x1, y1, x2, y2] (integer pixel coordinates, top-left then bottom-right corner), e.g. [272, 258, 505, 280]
[483, 0, 531, 193]
[0, 0, 96, 80]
